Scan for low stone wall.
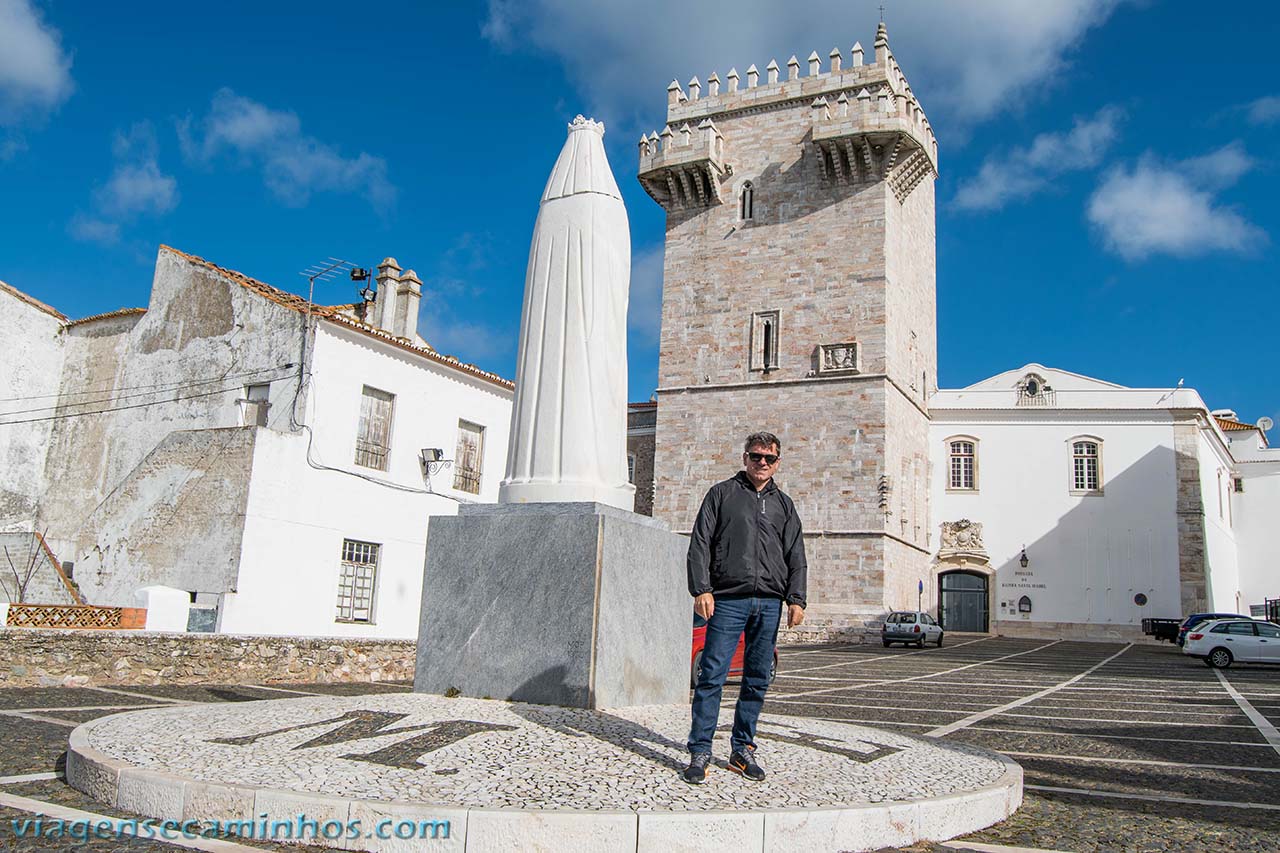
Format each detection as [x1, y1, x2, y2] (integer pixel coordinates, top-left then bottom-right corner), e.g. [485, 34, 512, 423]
[0, 629, 416, 688]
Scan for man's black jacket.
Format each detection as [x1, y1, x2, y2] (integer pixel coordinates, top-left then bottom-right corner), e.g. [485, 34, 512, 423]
[687, 471, 807, 607]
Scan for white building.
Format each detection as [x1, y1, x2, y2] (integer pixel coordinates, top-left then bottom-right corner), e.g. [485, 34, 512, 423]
[927, 364, 1278, 639]
[0, 246, 513, 638]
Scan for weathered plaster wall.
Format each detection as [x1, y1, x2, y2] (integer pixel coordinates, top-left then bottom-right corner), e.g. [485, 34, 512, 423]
[0, 285, 66, 531]
[37, 249, 306, 586]
[0, 532, 77, 604]
[72, 427, 257, 606]
[0, 629, 415, 687]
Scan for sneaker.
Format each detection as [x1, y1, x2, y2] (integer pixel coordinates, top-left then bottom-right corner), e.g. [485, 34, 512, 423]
[728, 747, 766, 781]
[681, 752, 712, 785]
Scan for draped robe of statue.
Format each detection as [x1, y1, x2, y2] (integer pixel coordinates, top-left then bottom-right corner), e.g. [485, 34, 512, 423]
[498, 116, 636, 510]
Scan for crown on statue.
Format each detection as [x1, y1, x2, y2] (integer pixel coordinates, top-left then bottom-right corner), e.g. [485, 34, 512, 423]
[568, 115, 606, 134]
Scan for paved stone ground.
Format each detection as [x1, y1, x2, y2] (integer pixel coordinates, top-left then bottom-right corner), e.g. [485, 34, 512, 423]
[0, 638, 1276, 851]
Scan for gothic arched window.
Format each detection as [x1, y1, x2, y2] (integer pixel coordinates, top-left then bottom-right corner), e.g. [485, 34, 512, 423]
[740, 181, 754, 221]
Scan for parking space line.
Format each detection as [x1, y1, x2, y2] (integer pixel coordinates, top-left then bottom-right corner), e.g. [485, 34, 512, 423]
[781, 636, 993, 674]
[779, 640, 1064, 699]
[927, 644, 1132, 737]
[1002, 751, 1280, 773]
[993, 711, 1255, 728]
[961, 726, 1275, 747]
[769, 697, 974, 714]
[0, 771, 62, 785]
[1024, 784, 1280, 811]
[1217, 669, 1280, 759]
[0, 790, 263, 851]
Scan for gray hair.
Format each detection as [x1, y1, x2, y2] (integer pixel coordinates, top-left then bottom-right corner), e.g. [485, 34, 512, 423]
[743, 432, 781, 454]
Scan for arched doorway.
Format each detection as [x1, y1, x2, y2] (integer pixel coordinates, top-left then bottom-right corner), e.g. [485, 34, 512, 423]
[939, 571, 989, 633]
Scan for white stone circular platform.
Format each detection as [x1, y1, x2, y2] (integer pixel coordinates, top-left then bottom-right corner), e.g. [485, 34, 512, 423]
[67, 693, 1021, 852]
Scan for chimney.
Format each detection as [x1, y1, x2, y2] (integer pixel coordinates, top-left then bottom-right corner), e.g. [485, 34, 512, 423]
[395, 269, 422, 340]
[374, 257, 401, 332]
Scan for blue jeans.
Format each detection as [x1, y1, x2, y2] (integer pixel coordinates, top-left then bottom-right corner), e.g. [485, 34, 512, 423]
[687, 595, 782, 755]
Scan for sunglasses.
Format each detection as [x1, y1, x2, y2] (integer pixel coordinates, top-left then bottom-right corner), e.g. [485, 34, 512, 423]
[747, 452, 779, 465]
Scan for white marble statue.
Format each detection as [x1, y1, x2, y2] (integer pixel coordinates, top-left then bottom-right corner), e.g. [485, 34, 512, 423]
[498, 116, 636, 510]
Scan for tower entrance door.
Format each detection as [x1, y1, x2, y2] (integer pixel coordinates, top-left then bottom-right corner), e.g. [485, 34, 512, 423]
[939, 571, 989, 633]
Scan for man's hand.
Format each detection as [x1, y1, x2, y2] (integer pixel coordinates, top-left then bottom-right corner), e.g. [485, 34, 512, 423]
[694, 593, 715, 620]
[787, 604, 805, 628]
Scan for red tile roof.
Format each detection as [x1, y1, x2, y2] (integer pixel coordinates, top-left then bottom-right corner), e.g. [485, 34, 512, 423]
[64, 307, 147, 328]
[159, 246, 513, 391]
[1215, 416, 1256, 432]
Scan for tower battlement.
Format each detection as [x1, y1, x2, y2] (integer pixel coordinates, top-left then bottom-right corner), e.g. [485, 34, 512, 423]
[638, 24, 937, 210]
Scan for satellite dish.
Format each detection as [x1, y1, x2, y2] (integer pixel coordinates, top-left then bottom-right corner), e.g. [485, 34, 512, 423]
[1258, 417, 1274, 433]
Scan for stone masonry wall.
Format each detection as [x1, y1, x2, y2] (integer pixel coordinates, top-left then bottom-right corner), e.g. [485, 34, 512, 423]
[0, 629, 416, 688]
[649, 55, 936, 625]
[627, 403, 657, 516]
[1174, 422, 1210, 614]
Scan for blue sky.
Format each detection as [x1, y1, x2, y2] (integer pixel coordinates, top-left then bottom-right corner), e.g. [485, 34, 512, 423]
[2, 0, 1276, 425]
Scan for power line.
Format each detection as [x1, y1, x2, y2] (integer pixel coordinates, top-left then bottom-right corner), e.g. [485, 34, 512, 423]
[0, 365, 298, 418]
[0, 364, 294, 403]
[0, 383, 250, 427]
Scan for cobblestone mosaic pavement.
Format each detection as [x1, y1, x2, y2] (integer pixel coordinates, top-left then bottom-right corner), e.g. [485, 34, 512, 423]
[1, 638, 1278, 851]
[76, 693, 1011, 811]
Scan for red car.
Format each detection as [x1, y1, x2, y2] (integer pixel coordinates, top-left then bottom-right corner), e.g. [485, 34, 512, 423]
[691, 613, 779, 687]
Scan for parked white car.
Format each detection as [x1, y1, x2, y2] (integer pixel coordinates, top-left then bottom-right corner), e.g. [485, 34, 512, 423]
[1183, 618, 1280, 668]
[882, 611, 944, 648]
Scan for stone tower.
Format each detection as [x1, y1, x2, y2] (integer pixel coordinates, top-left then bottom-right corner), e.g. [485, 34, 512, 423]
[639, 26, 938, 628]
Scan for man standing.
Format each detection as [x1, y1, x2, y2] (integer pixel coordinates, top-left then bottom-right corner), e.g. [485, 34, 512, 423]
[682, 431, 807, 784]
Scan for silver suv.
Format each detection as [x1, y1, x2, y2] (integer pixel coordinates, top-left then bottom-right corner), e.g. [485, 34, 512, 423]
[882, 611, 944, 648]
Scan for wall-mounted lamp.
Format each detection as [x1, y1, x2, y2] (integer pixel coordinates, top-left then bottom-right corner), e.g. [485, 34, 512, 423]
[1019, 547, 1029, 569]
[419, 448, 453, 478]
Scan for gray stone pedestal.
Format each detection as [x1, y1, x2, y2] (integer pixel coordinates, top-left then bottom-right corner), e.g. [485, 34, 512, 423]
[413, 503, 690, 708]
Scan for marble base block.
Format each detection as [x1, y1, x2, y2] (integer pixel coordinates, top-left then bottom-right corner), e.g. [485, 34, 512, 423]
[413, 502, 690, 708]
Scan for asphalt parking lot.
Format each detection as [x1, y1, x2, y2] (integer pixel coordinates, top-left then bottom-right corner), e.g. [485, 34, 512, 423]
[0, 638, 1276, 851]
[769, 636, 1280, 851]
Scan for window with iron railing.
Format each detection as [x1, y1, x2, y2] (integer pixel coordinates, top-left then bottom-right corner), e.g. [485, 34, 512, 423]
[355, 386, 394, 470]
[452, 420, 485, 494]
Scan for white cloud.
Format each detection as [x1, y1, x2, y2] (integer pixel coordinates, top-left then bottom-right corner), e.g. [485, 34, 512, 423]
[1246, 95, 1280, 125]
[0, 0, 73, 126]
[627, 243, 665, 345]
[93, 123, 178, 216]
[67, 215, 120, 246]
[180, 88, 395, 208]
[70, 122, 177, 245]
[1087, 143, 1266, 261]
[953, 106, 1122, 211]
[482, 0, 1125, 135]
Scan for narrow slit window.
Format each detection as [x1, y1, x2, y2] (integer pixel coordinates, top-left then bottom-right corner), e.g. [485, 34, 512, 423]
[751, 310, 780, 372]
[740, 181, 754, 221]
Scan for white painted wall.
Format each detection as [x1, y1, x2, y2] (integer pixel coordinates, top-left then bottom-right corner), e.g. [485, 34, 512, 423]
[218, 322, 513, 638]
[0, 287, 65, 531]
[930, 416, 1182, 629]
[1234, 460, 1280, 611]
